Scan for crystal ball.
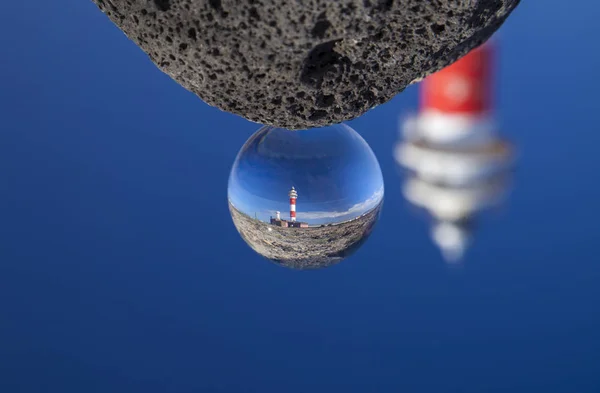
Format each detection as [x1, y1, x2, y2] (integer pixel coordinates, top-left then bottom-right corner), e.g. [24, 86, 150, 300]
[228, 124, 384, 270]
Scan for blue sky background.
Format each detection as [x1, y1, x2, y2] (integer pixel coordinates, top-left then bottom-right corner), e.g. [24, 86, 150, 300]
[1, 0, 600, 392]
[228, 125, 384, 225]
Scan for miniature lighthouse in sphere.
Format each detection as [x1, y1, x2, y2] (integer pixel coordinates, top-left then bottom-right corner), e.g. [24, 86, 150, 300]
[289, 186, 298, 222]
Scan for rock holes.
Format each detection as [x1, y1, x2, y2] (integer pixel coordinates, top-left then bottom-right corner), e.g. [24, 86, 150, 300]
[311, 19, 331, 38]
[153, 0, 170, 12]
[300, 40, 350, 89]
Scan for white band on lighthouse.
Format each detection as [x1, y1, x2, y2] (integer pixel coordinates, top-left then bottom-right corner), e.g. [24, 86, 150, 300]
[290, 204, 296, 211]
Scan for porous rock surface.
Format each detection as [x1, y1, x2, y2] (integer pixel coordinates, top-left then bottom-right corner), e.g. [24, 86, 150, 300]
[93, 0, 519, 129]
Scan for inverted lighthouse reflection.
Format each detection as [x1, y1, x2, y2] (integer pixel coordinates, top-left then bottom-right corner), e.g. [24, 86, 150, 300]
[395, 43, 515, 264]
[229, 124, 384, 270]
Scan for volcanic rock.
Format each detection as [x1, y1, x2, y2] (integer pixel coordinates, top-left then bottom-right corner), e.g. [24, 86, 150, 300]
[92, 0, 519, 129]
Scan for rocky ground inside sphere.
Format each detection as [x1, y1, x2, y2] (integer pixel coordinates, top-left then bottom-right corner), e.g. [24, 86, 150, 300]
[93, 0, 520, 129]
[229, 201, 382, 269]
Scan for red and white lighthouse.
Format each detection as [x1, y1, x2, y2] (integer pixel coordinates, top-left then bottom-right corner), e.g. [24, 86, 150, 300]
[396, 42, 514, 263]
[289, 186, 298, 222]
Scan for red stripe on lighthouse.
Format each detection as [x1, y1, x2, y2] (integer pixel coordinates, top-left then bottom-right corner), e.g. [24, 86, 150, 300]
[420, 43, 494, 115]
[290, 198, 296, 221]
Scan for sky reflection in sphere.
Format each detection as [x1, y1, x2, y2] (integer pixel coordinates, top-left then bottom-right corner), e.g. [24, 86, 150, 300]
[228, 124, 384, 270]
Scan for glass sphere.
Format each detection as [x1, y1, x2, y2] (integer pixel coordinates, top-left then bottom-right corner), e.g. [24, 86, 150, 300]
[228, 124, 384, 270]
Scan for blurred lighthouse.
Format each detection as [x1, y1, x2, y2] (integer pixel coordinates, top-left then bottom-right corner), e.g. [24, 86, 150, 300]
[289, 186, 298, 222]
[395, 43, 514, 263]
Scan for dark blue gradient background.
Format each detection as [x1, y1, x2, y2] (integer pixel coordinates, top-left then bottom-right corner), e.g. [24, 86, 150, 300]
[1, 1, 599, 392]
